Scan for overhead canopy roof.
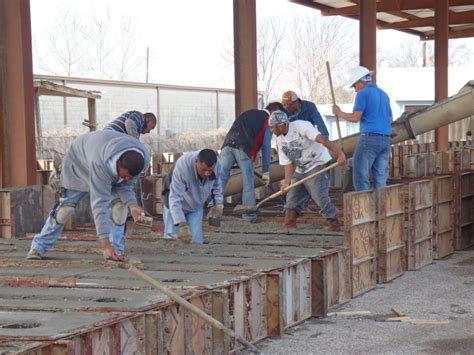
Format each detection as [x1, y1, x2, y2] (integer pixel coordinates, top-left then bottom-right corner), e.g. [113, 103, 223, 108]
[290, 0, 474, 40]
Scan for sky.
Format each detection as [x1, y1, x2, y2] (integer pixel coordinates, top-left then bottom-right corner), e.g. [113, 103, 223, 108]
[30, 0, 474, 88]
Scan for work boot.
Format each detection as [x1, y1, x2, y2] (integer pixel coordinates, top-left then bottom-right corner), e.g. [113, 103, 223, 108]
[284, 209, 298, 232]
[26, 248, 43, 260]
[325, 218, 341, 232]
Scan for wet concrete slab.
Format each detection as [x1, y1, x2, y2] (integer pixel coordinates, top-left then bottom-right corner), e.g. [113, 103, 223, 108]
[0, 311, 117, 339]
[1, 219, 345, 349]
[0, 285, 170, 312]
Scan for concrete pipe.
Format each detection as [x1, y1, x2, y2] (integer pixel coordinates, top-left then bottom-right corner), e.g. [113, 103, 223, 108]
[224, 81, 474, 197]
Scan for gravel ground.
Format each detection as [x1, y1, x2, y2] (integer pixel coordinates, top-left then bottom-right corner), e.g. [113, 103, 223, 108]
[243, 249, 474, 355]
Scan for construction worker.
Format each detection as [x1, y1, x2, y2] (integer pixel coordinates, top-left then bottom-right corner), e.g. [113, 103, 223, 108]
[162, 149, 223, 244]
[332, 66, 392, 191]
[27, 130, 151, 261]
[219, 102, 285, 223]
[104, 111, 157, 138]
[281, 91, 329, 137]
[269, 110, 346, 232]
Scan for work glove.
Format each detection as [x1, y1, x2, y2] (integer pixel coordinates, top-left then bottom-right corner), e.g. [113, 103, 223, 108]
[48, 169, 61, 194]
[208, 204, 224, 219]
[177, 225, 193, 243]
[261, 172, 270, 186]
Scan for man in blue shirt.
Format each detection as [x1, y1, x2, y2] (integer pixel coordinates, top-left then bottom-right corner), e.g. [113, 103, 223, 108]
[104, 111, 156, 139]
[332, 66, 392, 191]
[281, 91, 329, 137]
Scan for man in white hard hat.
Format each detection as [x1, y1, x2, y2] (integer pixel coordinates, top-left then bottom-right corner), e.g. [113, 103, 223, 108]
[332, 66, 392, 192]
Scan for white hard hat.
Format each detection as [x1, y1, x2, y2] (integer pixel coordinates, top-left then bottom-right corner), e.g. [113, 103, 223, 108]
[348, 66, 373, 88]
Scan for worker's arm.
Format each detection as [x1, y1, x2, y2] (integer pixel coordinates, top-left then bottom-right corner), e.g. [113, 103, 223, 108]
[124, 119, 140, 138]
[281, 163, 296, 191]
[88, 163, 122, 260]
[210, 164, 224, 206]
[168, 162, 188, 227]
[332, 105, 362, 123]
[315, 135, 346, 164]
[309, 102, 330, 137]
[124, 111, 146, 138]
[261, 127, 272, 173]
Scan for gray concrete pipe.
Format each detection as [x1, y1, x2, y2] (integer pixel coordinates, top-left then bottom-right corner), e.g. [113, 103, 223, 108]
[223, 81, 474, 197]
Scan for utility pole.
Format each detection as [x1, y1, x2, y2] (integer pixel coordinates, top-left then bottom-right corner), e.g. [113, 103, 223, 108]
[145, 47, 150, 83]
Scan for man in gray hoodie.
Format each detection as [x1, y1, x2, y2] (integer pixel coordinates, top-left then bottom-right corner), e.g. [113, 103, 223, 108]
[162, 149, 223, 244]
[27, 130, 151, 261]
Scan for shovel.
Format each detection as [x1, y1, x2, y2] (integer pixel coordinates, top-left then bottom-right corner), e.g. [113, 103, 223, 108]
[233, 161, 341, 214]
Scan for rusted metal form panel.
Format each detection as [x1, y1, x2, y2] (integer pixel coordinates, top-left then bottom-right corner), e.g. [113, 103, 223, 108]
[344, 190, 377, 297]
[454, 172, 474, 250]
[311, 247, 351, 317]
[378, 184, 406, 283]
[432, 175, 455, 259]
[406, 180, 433, 270]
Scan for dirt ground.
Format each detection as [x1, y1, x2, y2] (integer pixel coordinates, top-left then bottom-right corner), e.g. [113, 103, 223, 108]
[242, 248, 474, 355]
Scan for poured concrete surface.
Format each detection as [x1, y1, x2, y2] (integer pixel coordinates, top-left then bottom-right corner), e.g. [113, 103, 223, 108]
[248, 249, 474, 354]
[0, 311, 117, 339]
[0, 220, 341, 347]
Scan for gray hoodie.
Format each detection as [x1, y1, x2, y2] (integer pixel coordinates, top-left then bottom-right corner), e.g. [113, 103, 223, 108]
[168, 151, 223, 225]
[60, 130, 150, 238]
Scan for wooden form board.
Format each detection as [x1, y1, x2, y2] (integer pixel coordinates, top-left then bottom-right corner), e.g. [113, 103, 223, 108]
[142, 175, 164, 215]
[432, 176, 455, 259]
[454, 172, 474, 250]
[0, 192, 12, 239]
[311, 247, 351, 317]
[344, 190, 377, 297]
[281, 260, 312, 328]
[378, 184, 406, 283]
[406, 180, 433, 270]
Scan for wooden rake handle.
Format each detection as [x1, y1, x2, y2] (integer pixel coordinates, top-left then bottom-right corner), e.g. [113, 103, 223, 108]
[256, 161, 341, 208]
[129, 266, 261, 354]
[326, 61, 344, 152]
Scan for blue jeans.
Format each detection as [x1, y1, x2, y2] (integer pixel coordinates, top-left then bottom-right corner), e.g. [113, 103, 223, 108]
[353, 135, 391, 191]
[219, 146, 257, 222]
[31, 189, 126, 255]
[285, 163, 338, 219]
[163, 205, 204, 244]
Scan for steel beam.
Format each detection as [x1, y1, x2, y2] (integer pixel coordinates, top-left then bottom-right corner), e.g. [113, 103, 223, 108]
[233, 0, 257, 116]
[435, 0, 449, 151]
[360, 0, 377, 82]
[0, 0, 36, 187]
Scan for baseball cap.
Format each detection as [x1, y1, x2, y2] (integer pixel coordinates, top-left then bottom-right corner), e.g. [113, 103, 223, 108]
[281, 91, 299, 107]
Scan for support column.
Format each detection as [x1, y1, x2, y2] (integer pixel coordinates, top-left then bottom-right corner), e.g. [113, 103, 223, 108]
[0, 0, 36, 187]
[434, 0, 449, 151]
[233, 0, 257, 117]
[87, 98, 97, 132]
[359, 0, 377, 81]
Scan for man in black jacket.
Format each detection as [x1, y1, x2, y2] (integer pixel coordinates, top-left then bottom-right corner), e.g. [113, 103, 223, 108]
[220, 102, 284, 222]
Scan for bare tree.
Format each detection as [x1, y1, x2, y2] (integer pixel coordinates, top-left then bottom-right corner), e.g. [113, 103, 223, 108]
[378, 36, 472, 68]
[34, 9, 145, 81]
[287, 14, 357, 104]
[82, 7, 117, 78]
[257, 17, 286, 102]
[35, 10, 88, 76]
[113, 18, 145, 81]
